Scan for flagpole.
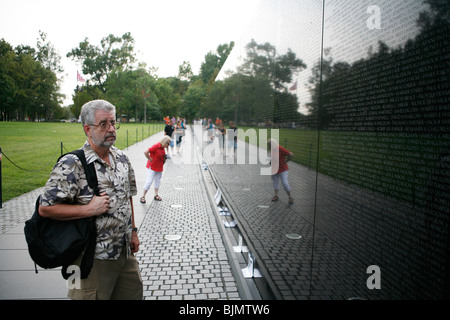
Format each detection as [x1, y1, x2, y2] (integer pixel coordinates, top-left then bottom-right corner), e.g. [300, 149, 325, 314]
[76, 71, 86, 122]
[76, 71, 79, 122]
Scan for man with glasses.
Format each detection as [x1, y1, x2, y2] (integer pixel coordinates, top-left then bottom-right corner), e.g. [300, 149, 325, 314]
[38, 99, 143, 300]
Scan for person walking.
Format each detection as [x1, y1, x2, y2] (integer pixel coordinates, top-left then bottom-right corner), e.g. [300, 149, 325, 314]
[164, 119, 175, 158]
[38, 99, 143, 300]
[140, 135, 171, 203]
[268, 138, 294, 204]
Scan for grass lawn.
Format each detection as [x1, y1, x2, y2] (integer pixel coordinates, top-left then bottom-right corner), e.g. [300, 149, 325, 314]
[0, 122, 164, 202]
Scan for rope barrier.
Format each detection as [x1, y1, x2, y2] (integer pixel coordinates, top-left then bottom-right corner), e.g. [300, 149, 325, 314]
[1, 147, 61, 172]
[1, 125, 164, 173]
[62, 144, 70, 154]
[0, 125, 164, 206]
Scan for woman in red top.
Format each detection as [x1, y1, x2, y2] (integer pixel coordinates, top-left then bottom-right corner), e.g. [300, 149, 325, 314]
[268, 138, 294, 204]
[140, 136, 171, 203]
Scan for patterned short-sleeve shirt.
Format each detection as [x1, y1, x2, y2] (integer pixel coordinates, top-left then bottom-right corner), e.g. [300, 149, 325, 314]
[39, 141, 137, 260]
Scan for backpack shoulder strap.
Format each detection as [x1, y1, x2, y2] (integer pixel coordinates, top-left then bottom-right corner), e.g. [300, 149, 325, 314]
[58, 149, 99, 279]
[58, 149, 100, 196]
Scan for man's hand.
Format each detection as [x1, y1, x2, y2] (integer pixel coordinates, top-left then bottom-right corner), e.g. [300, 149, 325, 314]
[88, 192, 111, 216]
[130, 231, 140, 253]
[38, 192, 110, 220]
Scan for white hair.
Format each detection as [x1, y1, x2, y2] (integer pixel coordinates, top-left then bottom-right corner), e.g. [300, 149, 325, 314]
[80, 100, 116, 127]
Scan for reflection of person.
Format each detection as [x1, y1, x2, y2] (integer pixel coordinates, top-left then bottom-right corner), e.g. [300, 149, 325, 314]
[217, 121, 226, 154]
[39, 99, 143, 300]
[175, 120, 185, 155]
[268, 138, 294, 204]
[227, 121, 238, 157]
[140, 136, 171, 203]
[207, 119, 215, 143]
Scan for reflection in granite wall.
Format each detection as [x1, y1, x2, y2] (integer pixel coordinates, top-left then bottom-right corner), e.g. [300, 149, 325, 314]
[317, 0, 450, 299]
[208, 0, 449, 299]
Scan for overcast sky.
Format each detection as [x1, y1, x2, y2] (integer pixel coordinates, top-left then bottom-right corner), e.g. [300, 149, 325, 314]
[0, 0, 328, 113]
[0, 0, 260, 106]
[1, 0, 422, 114]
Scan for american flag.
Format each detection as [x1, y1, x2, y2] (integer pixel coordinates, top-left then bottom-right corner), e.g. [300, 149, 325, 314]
[289, 81, 297, 91]
[77, 71, 85, 82]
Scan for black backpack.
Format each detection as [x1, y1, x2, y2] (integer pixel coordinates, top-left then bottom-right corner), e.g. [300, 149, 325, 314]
[24, 149, 100, 279]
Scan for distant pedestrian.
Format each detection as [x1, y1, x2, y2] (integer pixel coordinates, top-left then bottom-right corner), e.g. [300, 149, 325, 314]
[163, 115, 170, 125]
[140, 135, 171, 203]
[268, 138, 294, 204]
[164, 119, 175, 158]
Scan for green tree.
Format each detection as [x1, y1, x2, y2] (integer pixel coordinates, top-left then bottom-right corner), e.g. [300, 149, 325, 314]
[1, 35, 62, 121]
[105, 67, 159, 122]
[154, 78, 180, 118]
[67, 32, 136, 93]
[36, 30, 64, 76]
[34, 31, 65, 114]
[13, 53, 58, 120]
[178, 61, 193, 81]
[200, 41, 234, 85]
[71, 85, 104, 119]
[198, 80, 225, 119]
[180, 80, 206, 120]
[0, 39, 17, 120]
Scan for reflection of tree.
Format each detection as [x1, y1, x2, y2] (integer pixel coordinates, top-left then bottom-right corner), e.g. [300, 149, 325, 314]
[417, 0, 450, 300]
[239, 39, 306, 91]
[307, 0, 449, 131]
[201, 73, 273, 123]
[307, 0, 450, 299]
[202, 39, 307, 124]
[305, 48, 351, 129]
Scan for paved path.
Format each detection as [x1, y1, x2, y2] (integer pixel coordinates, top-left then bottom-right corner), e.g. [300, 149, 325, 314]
[0, 127, 245, 300]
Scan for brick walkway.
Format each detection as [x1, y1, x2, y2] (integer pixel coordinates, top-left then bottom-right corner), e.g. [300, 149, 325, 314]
[135, 130, 241, 300]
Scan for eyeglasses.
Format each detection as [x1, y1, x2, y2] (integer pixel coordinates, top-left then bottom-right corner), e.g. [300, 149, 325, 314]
[89, 121, 120, 131]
